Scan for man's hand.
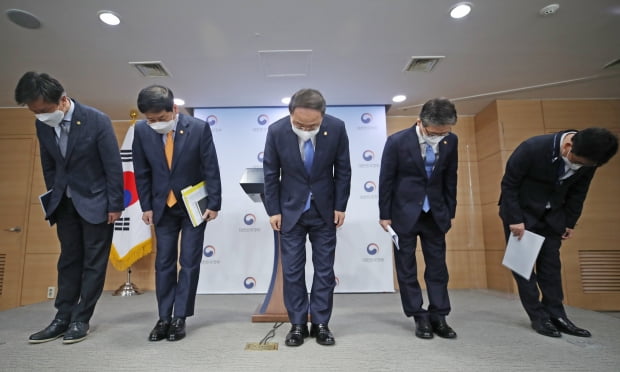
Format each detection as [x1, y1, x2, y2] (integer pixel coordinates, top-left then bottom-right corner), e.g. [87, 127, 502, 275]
[142, 210, 154, 225]
[270, 214, 282, 231]
[562, 227, 574, 240]
[203, 209, 218, 222]
[379, 219, 391, 232]
[108, 211, 122, 224]
[334, 211, 346, 228]
[509, 223, 525, 240]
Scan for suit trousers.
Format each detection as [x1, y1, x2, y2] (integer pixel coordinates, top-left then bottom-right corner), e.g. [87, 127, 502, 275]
[154, 203, 206, 320]
[280, 201, 337, 325]
[394, 210, 451, 321]
[54, 195, 114, 323]
[503, 222, 565, 322]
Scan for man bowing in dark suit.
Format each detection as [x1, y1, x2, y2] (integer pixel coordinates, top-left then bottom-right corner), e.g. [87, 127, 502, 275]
[499, 127, 617, 338]
[263, 89, 351, 346]
[379, 98, 459, 340]
[15, 71, 124, 344]
[132, 85, 222, 342]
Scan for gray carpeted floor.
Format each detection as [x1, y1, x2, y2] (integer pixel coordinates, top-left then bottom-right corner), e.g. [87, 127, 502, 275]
[1, 290, 619, 371]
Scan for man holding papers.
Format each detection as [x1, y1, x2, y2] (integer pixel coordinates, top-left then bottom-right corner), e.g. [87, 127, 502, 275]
[379, 98, 458, 339]
[132, 85, 222, 342]
[499, 128, 618, 338]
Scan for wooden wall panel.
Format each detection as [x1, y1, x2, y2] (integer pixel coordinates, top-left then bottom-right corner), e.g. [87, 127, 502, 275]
[447, 206, 484, 252]
[20, 253, 59, 306]
[456, 160, 481, 207]
[542, 100, 620, 130]
[477, 152, 503, 205]
[485, 251, 515, 293]
[474, 101, 500, 161]
[385, 116, 413, 136]
[25, 204, 60, 254]
[0, 108, 36, 136]
[480, 203, 505, 252]
[496, 100, 545, 151]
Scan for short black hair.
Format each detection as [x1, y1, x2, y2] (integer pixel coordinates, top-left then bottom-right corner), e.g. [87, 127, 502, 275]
[419, 97, 457, 127]
[14, 71, 65, 105]
[288, 88, 326, 115]
[571, 127, 618, 166]
[137, 85, 174, 113]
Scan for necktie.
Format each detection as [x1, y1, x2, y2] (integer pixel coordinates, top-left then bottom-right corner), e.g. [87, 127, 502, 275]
[303, 139, 314, 212]
[165, 131, 177, 207]
[58, 121, 69, 158]
[422, 142, 435, 212]
[557, 160, 567, 182]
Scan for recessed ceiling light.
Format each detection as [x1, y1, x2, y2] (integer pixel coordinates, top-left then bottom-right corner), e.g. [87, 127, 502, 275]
[98, 11, 120, 26]
[174, 98, 185, 106]
[450, 3, 472, 19]
[392, 95, 407, 103]
[281, 97, 291, 105]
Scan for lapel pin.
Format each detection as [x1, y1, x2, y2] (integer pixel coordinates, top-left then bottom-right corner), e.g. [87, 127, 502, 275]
[323, 131, 328, 136]
[76, 121, 81, 125]
[180, 130, 184, 134]
[443, 140, 447, 144]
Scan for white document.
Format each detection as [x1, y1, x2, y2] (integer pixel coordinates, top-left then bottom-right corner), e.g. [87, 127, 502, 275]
[502, 230, 545, 280]
[181, 181, 208, 227]
[386, 225, 400, 250]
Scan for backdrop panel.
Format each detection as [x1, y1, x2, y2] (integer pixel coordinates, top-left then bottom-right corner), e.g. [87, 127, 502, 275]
[193, 106, 393, 293]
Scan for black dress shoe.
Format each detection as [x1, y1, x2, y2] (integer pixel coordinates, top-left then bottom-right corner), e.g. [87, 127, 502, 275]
[149, 319, 170, 341]
[531, 319, 561, 338]
[310, 323, 335, 346]
[62, 322, 89, 344]
[285, 324, 309, 347]
[551, 317, 591, 337]
[415, 319, 433, 339]
[29, 319, 70, 344]
[431, 319, 457, 339]
[168, 318, 186, 341]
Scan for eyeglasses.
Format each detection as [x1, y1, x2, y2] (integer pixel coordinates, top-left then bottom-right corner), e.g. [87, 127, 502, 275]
[422, 125, 451, 137]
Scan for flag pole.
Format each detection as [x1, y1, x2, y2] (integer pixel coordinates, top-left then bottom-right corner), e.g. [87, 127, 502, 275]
[112, 110, 144, 297]
[113, 266, 143, 296]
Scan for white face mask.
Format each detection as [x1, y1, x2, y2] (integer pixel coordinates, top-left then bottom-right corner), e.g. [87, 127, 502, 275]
[291, 125, 320, 142]
[422, 134, 446, 147]
[562, 155, 583, 171]
[149, 114, 177, 134]
[36, 110, 65, 128]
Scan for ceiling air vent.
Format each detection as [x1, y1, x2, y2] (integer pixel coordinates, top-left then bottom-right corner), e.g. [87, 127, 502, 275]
[403, 56, 444, 72]
[129, 61, 171, 77]
[603, 57, 620, 70]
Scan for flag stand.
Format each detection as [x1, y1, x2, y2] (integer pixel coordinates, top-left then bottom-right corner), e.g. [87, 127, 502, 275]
[112, 267, 143, 296]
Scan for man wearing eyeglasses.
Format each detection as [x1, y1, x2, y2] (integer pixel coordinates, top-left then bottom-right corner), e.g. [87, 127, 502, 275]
[499, 127, 618, 338]
[379, 97, 459, 340]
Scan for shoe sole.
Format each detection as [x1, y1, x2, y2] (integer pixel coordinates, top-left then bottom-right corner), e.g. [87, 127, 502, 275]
[29, 334, 64, 344]
[62, 334, 88, 344]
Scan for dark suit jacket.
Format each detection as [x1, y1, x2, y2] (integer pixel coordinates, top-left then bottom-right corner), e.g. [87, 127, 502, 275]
[263, 114, 351, 233]
[132, 113, 222, 225]
[499, 130, 596, 234]
[36, 99, 124, 225]
[379, 125, 458, 233]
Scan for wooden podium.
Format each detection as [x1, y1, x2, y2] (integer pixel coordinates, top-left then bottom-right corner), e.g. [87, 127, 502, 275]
[240, 168, 290, 322]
